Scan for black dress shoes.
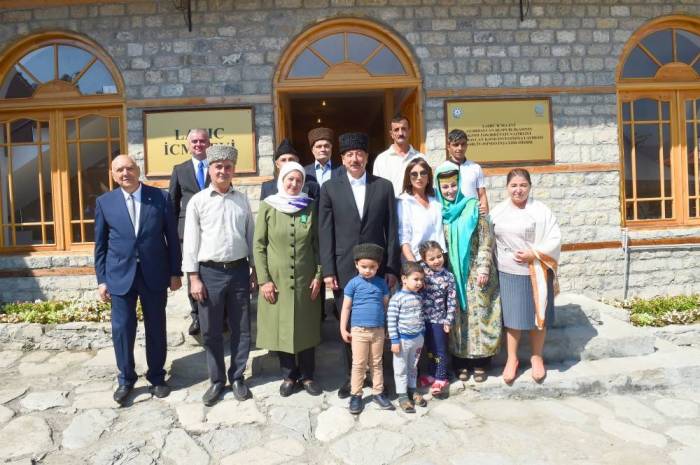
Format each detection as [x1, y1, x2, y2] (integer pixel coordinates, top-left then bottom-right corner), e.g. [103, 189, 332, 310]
[337, 381, 351, 399]
[113, 385, 133, 406]
[373, 393, 395, 410]
[279, 379, 296, 397]
[202, 382, 225, 406]
[349, 394, 364, 414]
[188, 318, 200, 336]
[150, 383, 171, 399]
[231, 379, 251, 401]
[302, 380, 323, 396]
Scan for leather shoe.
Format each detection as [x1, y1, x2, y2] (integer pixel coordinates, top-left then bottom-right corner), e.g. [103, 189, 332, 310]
[302, 379, 322, 396]
[150, 383, 171, 399]
[113, 385, 132, 406]
[337, 381, 351, 399]
[373, 393, 395, 410]
[279, 379, 296, 397]
[231, 379, 251, 401]
[202, 382, 225, 406]
[188, 318, 200, 336]
[349, 394, 364, 414]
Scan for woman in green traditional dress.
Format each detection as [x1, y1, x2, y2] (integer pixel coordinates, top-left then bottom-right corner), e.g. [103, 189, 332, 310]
[254, 161, 323, 397]
[434, 161, 502, 383]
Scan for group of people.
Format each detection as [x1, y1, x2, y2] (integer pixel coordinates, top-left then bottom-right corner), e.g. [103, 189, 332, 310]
[94, 115, 561, 413]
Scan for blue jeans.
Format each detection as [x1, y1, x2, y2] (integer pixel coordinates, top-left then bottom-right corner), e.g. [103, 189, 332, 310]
[424, 322, 448, 381]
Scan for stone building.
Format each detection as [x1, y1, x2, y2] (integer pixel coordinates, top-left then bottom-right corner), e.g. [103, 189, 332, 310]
[0, 0, 698, 302]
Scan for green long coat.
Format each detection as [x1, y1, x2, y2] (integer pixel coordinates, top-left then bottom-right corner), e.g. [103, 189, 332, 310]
[254, 201, 322, 354]
[448, 214, 503, 359]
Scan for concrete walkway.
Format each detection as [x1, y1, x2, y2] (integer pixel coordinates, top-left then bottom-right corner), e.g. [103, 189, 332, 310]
[1, 289, 699, 464]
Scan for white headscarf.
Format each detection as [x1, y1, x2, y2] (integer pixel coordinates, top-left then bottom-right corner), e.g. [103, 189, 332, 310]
[263, 161, 312, 214]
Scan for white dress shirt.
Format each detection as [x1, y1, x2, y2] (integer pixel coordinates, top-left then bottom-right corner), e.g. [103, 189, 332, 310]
[182, 185, 255, 273]
[121, 184, 142, 236]
[314, 160, 333, 186]
[397, 193, 446, 259]
[347, 171, 367, 220]
[191, 156, 208, 172]
[373, 144, 425, 197]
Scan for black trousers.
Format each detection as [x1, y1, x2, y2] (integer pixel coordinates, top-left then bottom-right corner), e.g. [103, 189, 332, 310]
[332, 290, 353, 381]
[278, 347, 315, 381]
[198, 261, 251, 384]
[453, 356, 492, 371]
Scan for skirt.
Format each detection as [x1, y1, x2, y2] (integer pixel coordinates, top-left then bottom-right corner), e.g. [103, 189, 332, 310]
[499, 270, 555, 330]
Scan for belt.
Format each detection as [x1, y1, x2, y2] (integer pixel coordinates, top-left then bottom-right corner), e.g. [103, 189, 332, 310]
[200, 258, 247, 269]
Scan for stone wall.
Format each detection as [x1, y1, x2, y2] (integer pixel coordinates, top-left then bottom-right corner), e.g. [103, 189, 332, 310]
[1, 0, 699, 302]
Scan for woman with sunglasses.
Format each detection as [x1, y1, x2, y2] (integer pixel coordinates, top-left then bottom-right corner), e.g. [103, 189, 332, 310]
[397, 158, 446, 263]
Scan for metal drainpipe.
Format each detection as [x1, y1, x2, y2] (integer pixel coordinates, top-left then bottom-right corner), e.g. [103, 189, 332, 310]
[622, 228, 629, 300]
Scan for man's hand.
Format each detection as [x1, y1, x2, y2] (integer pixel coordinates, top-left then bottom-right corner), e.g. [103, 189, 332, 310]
[385, 273, 398, 290]
[169, 276, 182, 291]
[98, 284, 111, 302]
[324, 275, 339, 290]
[189, 274, 208, 302]
[391, 343, 400, 354]
[260, 281, 277, 304]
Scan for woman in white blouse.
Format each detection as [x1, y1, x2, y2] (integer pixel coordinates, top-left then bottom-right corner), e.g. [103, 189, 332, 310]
[491, 169, 561, 385]
[397, 158, 446, 261]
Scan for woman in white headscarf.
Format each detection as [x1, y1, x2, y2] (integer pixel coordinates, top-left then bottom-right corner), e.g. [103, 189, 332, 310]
[254, 161, 323, 397]
[491, 168, 561, 385]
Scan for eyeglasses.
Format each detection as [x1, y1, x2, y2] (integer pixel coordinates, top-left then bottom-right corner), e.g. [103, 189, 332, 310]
[410, 170, 429, 179]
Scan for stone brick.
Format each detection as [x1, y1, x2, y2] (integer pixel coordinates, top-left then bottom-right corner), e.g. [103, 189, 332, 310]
[34, 7, 68, 20]
[557, 30, 576, 44]
[99, 5, 125, 16]
[611, 6, 630, 17]
[127, 43, 143, 57]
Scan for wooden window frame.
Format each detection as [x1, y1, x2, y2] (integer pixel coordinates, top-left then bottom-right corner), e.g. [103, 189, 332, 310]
[0, 32, 126, 253]
[617, 16, 700, 229]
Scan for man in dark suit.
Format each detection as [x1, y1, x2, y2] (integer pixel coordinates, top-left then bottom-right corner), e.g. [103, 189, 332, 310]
[304, 127, 341, 187]
[318, 132, 400, 399]
[260, 139, 320, 200]
[95, 155, 182, 406]
[169, 128, 210, 336]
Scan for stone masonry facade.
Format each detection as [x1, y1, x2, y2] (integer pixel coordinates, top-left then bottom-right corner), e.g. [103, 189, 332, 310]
[1, 0, 699, 301]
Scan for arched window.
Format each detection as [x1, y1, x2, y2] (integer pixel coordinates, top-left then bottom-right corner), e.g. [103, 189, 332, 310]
[0, 32, 125, 251]
[618, 16, 700, 227]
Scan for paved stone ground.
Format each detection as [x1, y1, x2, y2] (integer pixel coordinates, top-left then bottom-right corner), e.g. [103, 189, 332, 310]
[1, 289, 699, 465]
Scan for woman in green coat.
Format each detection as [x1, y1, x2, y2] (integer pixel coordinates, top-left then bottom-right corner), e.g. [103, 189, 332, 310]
[254, 161, 323, 397]
[435, 161, 502, 383]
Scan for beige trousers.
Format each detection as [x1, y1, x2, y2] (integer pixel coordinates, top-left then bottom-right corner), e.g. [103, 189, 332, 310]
[350, 327, 385, 396]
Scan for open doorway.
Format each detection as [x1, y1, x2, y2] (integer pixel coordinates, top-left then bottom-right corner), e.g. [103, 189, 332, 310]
[285, 88, 418, 169]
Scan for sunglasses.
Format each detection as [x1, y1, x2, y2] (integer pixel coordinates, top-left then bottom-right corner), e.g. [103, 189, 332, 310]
[410, 170, 429, 179]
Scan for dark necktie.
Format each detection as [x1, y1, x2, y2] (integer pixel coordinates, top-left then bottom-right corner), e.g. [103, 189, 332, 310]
[197, 161, 205, 190]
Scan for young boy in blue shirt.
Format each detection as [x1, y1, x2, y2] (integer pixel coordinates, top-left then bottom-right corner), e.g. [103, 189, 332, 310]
[340, 243, 394, 415]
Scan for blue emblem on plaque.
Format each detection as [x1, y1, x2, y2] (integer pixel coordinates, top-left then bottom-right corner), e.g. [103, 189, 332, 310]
[453, 107, 463, 119]
[534, 103, 545, 116]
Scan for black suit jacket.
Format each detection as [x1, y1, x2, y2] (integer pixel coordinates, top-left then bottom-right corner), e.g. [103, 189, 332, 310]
[319, 172, 399, 288]
[169, 159, 210, 239]
[260, 177, 320, 200]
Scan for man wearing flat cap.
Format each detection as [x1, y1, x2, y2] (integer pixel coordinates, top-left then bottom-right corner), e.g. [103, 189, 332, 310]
[183, 144, 257, 406]
[261, 139, 320, 200]
[304, 127, 342, 186]
[319, 132, 400, 399]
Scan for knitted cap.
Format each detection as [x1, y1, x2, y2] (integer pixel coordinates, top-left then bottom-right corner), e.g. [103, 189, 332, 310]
[353, 243, 384, 263]
[206, 144, 238, 164]
[274, 138, 299, 160]
[308, 127, 334, 147]
[338, 132, 368, 155]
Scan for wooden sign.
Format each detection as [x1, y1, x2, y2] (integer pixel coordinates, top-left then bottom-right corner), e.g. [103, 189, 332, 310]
[445, 97, 554, 165]
[143, 107, 256, 177]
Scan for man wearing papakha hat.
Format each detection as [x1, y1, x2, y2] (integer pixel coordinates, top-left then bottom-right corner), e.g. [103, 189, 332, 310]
[260, 139, 320, 200]
[319, 132, 400, 399]
[304, 127, 342, 186]
[182, 144, 258, 407]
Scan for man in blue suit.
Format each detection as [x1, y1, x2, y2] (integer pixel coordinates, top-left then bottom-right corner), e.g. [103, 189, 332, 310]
[94, 154, 183, 406]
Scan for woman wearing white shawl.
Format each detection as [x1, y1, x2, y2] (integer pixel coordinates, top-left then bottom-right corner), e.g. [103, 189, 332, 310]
[491, 168, 561, 384]
[254, 161, 323, 397]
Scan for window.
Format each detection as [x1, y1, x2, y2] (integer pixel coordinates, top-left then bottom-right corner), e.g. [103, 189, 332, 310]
[0, 33, 124, 251]
[618, 18, 700, 227]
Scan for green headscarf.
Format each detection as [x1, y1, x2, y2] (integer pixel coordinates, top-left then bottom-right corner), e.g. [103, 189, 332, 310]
[434, 161, 479, 312]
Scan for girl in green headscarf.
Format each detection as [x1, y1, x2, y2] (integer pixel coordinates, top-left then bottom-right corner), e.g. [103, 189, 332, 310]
[435, 161, 502, 382]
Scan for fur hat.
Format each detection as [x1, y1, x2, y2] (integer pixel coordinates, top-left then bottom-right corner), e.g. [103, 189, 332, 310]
[338, 132, 369, 155]
[206, 144, 238, 164]
[353, 243, 384, 263]
[274, 139, 298, 160]
[308, 127, 334, 147]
